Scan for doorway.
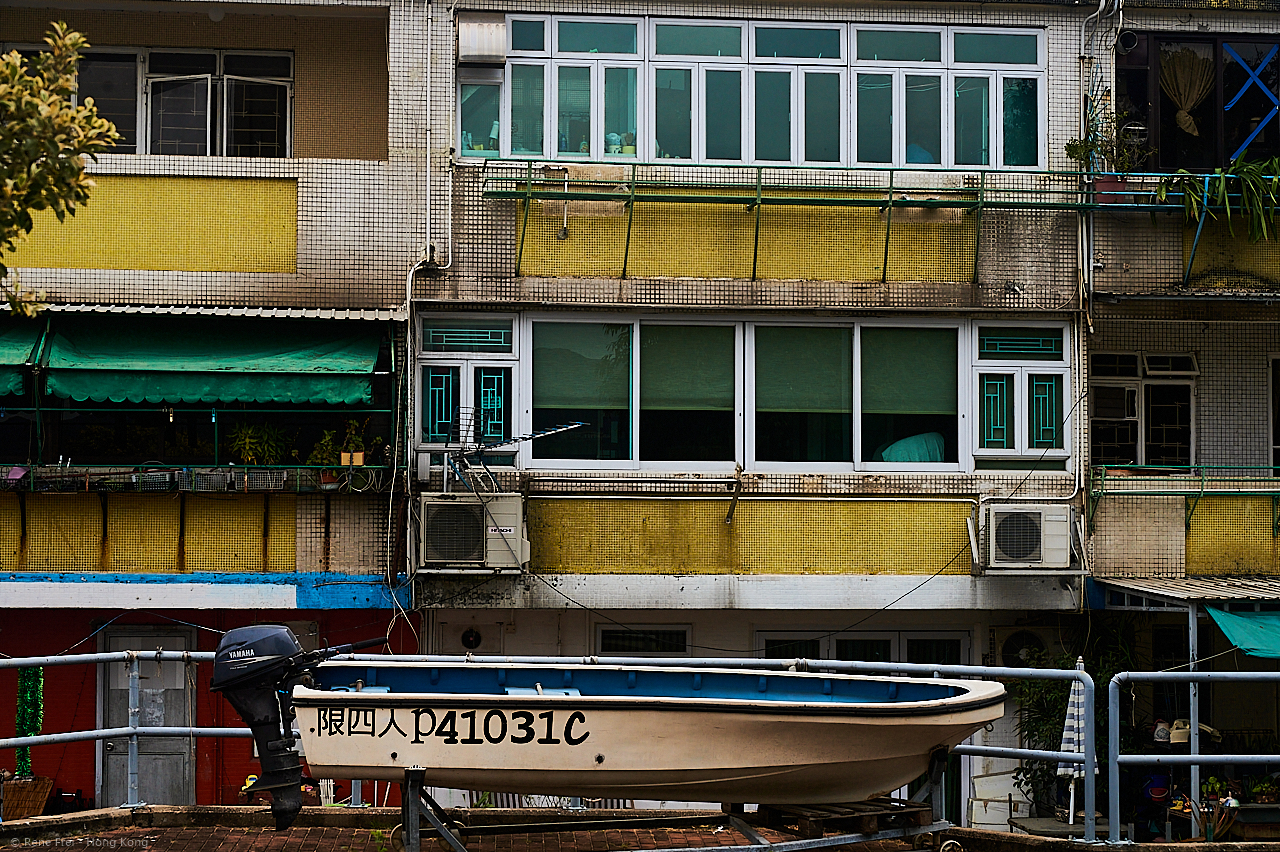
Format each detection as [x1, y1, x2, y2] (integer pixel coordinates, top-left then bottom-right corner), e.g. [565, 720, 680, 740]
[100, 629, 196, 806]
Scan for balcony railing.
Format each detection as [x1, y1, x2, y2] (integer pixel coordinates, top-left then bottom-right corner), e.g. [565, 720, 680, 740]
[1089, 465, 1280, 532]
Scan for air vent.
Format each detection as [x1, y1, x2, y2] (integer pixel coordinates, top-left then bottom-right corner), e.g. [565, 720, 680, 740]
[423, 503, 485, 562]
[986, 504, 1072, 570]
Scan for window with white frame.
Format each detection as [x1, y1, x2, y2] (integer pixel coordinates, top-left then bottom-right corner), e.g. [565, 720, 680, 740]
[973, 326, 1072, 465]
[1089, 352, 1196, 467]
[418, 317, 517, 452]
[418, 315, 1074, 472]
[35, 47, 293, 156]
[464, 18, 1044, 167]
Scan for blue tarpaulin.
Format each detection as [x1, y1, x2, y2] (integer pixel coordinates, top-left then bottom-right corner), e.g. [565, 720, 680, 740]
[1206, 605, 1280, 658]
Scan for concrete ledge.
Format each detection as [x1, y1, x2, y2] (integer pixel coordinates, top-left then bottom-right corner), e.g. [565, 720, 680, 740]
[943, 826, 1280, 852]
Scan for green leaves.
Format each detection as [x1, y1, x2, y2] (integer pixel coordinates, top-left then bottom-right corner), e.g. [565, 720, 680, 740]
[15, 666, 43, 776]
[0, 22, 120, 285]
[1156, 155, 1280, 244]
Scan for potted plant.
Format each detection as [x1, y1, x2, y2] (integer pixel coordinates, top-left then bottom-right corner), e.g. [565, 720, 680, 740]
[342, 418, 370, 466]
[1157, 154, 1280, 244]
[1066, 110, 1156, 203]
[307, 430, 342, 490]
[1202, 776, 1226, 803]
[227, 423, 287, 466]
[1250, 777, 1278, 804]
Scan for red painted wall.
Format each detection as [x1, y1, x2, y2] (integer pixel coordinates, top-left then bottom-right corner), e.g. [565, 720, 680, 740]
[0, 608, 416, 810]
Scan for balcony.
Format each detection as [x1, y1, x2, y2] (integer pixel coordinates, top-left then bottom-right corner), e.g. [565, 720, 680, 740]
[1089, 465, 1280, 576]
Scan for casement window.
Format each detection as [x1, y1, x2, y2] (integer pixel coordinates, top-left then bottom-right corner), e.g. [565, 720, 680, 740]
[417, 317, 517, 451]
[419, 316, 1073, 473]
[972, 326, 1071, 466]
[1089, 352, 1196, 467]
[464, 19, 1045, 167]
[1118, 34, 1280, 170]
[57, 48, 293, 157]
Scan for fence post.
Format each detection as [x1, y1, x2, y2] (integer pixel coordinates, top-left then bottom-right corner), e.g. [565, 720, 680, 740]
[126, 652, 141, 807]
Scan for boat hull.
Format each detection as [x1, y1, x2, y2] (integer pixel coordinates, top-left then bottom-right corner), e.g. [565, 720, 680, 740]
[293, 666, 1003, 803]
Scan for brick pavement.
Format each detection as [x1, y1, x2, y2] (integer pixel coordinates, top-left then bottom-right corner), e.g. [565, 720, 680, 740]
[8, 823, 918, 852]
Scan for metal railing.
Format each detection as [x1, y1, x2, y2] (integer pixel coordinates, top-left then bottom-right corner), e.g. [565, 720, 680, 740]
[0, 652, 1097, 834]
[1108, 670, 1280, 843]
[0, 651, 249, 812]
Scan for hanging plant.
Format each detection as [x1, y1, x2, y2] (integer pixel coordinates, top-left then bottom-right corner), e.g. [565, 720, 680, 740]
[15, 666, 43, 777]
[1156, 155, 1280, 243]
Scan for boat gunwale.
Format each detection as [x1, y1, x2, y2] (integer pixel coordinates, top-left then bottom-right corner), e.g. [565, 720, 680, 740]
[294, 664, 1006, 718]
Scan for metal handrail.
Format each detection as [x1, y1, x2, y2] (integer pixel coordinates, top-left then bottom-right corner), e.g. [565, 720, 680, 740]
[1109, 671, 1280, 843]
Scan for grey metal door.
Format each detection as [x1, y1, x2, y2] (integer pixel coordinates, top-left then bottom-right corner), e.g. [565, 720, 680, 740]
[102, 633, 195, 806]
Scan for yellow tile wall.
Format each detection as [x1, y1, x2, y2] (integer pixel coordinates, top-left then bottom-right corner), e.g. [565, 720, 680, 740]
[25, 494, 103, 570]
[268, 494, 298, 573]
[0, 494, 20, 570]
[7, 176, 297, 272]
[184, 495, 268, 573]
[104, 494, 181, 573]
[518, 192, 977, 282]
[527, 498, 972, 574]
[1187, 496, 1280, 574]
[0, 8, 388, 160]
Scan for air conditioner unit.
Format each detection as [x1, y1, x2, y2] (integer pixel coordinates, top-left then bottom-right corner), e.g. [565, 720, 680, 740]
[417, 493, 528, 574]
[986, 504, 1072, 570]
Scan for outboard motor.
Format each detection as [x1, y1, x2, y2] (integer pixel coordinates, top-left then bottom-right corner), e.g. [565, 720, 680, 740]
[211, 625, 386, 830]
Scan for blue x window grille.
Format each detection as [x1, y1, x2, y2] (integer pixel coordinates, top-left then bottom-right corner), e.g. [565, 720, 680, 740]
[1224, 42, 1280, 162]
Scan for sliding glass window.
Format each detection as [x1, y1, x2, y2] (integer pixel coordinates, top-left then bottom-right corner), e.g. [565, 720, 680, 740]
[755, 327, 852, 463]
[860, 327, 958, 464]
[640, 325, 736, 462]
[532, 322, 631, 460]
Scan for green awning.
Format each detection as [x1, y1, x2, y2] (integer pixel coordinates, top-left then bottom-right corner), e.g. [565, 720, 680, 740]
[0, 318, 44, 396]
[1207, 605, 1280, 658]
[44, 316, 382, 404]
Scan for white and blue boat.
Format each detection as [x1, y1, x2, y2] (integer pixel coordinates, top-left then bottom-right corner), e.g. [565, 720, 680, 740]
[292, 659, 1005, 806]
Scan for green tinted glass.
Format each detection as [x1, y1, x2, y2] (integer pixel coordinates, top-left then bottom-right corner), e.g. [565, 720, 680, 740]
[510, 65, 545, 154]
[756, 28, 841, 59]
[979, 327, 1062, 360]
[954, 77, 989, 166]
[979, 374, 1015, 449]
[460, 84, 501, 157]
[857, 74, 892, 163]
[1003, 78, 1039, 166]
[804, 73, 840, 162]
[557, 66, 591, 155]
[856, 30, 940, 62]
[558, 21, 637, 54]
[655, 25, 741, 56]
[905, 76, 941, 164]
[755, 71, 791, 161]
[1029, 374, 1064, 449]
[655, 68, 692, 159]
[954, 32, 1038, 64]
[604, 67, 637, 157]
[706, 71, 742, 160]
[422, 320, 513, 353]
[511, 20, 545, 51]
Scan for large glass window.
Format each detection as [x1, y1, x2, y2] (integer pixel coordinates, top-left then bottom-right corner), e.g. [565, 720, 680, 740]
[1089, 351, 1194, 467]
[974, 327, 1069, 464]
[419, 319, 516, 448]
[510, 65, 546, 155]
[532, 323, 631, 460]
[460, 83, 501, 157]
[755, 326, 851, 463]
[860, 327, 958, 463]
[78, 53, 139, 154]
[654, 68, 693, 159]
[640, 325, 735, 461]
[482, 19, 1044, 165]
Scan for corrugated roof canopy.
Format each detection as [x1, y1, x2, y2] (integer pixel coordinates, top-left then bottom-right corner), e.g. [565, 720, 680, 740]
[1099, 576, 1280, 602]
[44, 315, 383, 404]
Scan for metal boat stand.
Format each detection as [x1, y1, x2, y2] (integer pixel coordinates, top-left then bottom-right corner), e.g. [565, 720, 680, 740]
[396, 768, 950, 852]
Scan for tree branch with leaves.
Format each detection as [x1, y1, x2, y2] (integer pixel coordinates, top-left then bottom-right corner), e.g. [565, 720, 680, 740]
[0, 22, 119, 313]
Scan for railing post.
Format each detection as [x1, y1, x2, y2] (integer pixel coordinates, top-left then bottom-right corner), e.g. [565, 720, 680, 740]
[881, 171, 895, 284]
[971, 171, 986, 285]
[1189, 602, 1201, 837]
[621, 163, 637, 278]
[751, 167, 763, 281]
[1081, 667, 1097, 842]
[1108, 674, 1123, 843]
[127, 652, 141, 807]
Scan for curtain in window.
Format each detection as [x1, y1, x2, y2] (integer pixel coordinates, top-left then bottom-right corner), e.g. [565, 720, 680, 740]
[1160, 45, 1215, 136]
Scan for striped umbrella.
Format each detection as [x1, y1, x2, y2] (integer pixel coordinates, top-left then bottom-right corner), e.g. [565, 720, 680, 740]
[1056, 657, 1091, 824]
